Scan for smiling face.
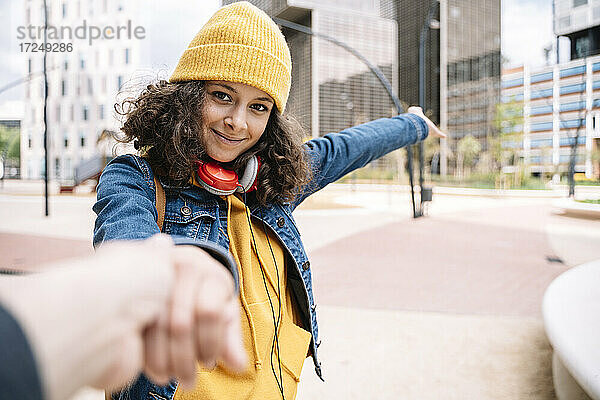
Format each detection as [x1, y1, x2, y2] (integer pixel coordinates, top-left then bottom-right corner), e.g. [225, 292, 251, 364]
[200, 80, 274, 163]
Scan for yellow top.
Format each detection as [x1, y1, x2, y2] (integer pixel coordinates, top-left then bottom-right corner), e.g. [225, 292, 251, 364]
[174, 194, 311, 400]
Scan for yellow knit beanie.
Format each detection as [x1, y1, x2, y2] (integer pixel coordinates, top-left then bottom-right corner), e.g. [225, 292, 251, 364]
[170, 1, 292, 113]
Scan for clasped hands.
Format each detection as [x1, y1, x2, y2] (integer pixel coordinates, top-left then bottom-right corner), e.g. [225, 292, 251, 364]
[0, 234, 245, 400]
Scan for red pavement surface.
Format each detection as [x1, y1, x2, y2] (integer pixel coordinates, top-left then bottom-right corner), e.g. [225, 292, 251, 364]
[0, 203, 569, 318]
[311, 204, 570, 317]
[0, 233, 92, 273]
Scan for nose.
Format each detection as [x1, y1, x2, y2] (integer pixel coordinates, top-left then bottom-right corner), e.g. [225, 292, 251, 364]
[224, 105, 247, 133]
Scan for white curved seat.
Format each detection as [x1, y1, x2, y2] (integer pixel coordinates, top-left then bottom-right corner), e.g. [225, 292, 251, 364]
[543, 260, 600, 400]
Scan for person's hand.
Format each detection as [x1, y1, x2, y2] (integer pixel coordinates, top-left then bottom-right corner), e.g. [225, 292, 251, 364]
[0, 235, 245, 400]
[407, 106, 447, 138]
[143, 244, 246, 390]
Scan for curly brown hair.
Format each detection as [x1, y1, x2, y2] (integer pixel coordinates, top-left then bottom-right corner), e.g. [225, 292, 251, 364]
[114, 80, 312, 205]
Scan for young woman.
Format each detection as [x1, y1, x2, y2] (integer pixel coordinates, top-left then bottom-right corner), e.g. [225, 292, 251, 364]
[93, 2, 445, 399]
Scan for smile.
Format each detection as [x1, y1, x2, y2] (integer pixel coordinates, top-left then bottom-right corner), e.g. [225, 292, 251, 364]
[212, 129, 246, 144]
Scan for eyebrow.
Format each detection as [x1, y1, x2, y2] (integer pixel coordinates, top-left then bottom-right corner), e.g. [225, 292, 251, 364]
[211, 83, 274, 104]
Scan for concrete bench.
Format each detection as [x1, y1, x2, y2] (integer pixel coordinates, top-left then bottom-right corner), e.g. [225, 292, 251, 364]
[543, 260, 600, 400]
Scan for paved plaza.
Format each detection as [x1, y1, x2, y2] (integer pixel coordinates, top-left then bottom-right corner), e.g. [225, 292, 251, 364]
[1, 182, 599, 399]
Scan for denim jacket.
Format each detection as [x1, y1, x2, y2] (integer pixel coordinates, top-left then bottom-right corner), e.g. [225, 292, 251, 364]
[93, 113, 428, 399]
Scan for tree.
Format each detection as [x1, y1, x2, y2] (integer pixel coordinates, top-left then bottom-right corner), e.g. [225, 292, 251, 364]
[0, 126, 20, 162]
[456, 135, 481, 179]
[491, 99, 524, 178]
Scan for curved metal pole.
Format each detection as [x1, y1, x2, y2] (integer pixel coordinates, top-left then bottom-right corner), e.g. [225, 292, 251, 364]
[273, 17, 418, 219]
[418, 0, 440, 216]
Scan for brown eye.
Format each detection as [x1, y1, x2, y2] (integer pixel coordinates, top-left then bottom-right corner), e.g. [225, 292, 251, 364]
[213, 91, 231, 102]
[251, 103, 268, 112]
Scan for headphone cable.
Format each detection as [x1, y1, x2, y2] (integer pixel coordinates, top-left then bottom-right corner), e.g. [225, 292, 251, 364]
[241, 189, 286, 400]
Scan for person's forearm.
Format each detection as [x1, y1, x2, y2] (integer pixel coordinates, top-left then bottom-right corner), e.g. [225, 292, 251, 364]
[0, 245, 173, 400]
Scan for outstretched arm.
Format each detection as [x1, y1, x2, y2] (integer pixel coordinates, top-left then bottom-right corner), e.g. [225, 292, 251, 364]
[292, 108, 443, 209]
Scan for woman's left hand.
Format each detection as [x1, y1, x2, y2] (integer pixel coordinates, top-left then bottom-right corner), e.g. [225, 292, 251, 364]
[407, 106, 447, 139]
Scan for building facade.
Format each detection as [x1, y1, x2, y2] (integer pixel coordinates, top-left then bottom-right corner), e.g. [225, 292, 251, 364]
[554, 0, 600, 60]
[223, 0, 398, 140]
[501, 55, 600, 178]
[21, 0, 141, 181]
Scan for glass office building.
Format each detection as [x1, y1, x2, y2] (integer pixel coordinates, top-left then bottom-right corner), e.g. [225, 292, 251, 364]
[225, 0, 501, 177]
[382, 0, 501, 176]
[223, 0, 398, 139]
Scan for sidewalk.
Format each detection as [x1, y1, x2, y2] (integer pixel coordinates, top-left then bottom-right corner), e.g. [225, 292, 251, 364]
[1, 185, 599, 399]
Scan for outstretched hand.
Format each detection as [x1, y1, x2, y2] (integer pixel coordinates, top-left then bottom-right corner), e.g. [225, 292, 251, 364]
[407, 106, 447, 139]
[0, 235, 246, 400]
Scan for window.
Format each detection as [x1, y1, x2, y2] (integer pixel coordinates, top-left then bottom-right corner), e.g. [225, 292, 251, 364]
[62, 2, 67, 17]
[28, 136, 32, 149]
[117, 75, 123, 90]
[88, 78, 93, 95]
[61, 80, 66, 96]
[560, 119, 586, 129]
[125, 48, 130, 64]
[64, 60, 68, 71]
[530, 105, 553, 115]
[531, 71, 553, 83]
[63, 132, 69, 148]
[573, 0, 587, 7]
[98, 104, 105, 120]
[82, 105, 89, 121]
[531, 121, 553, 132]
[80, 132, 85, 147]
[559, 136, 586, 146]
[530, 88, 553, 99]
[559, 65, 585, 78]
[70, 105, 74, 121]
[560, 101, 586, 112]
[530, 138, 553, 148]
[574, 36, 590, 58]
[559, 82, 586, 95]
[502, 77, 524, 88]
[56, 105, 61, 121]
[28, 58, 32, 74]
[55, 158, 60, 179]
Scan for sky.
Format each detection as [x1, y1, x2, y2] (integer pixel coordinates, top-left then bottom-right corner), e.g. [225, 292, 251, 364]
[0, 0, 563, 113]
[501, 0, 568, 68]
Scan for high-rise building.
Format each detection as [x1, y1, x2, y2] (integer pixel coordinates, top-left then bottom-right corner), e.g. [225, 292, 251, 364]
[228, 1, 501, 178]
[501, 56, 600, 179]
[367, 1, 502, 176]
[21, 0, 142, 181]
[223, 0, 398, 139]
[495, 0, 600, 180]
[554, 0, 600, 60]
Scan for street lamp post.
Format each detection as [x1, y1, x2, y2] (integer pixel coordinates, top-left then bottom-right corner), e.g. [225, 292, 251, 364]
[418, 0, 440, 216]
[43, 0, 49, 216]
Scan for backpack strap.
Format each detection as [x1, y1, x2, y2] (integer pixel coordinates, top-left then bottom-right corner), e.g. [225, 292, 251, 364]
[154, 175, 166, 232]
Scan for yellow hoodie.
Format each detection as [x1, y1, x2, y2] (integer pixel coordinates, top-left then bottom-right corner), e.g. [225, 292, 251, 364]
[175, 194, 312, 400]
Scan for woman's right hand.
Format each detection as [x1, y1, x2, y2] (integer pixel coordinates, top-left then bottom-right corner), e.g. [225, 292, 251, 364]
[407, 106, 447, 139]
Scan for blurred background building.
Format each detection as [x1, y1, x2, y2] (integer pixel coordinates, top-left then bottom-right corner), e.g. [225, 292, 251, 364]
[223, 0, 398, 140]
[20, 0, 140, 182]
[225, 0, 501, 178]
[14, 0, 600, 185]
[499, 0, 600, 181]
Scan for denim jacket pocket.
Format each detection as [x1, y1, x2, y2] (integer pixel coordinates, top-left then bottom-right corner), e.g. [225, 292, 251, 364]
[163, 209, 216, 240]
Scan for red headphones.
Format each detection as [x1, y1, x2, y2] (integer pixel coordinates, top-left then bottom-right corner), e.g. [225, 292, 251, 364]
[194, 155, 260, 195]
